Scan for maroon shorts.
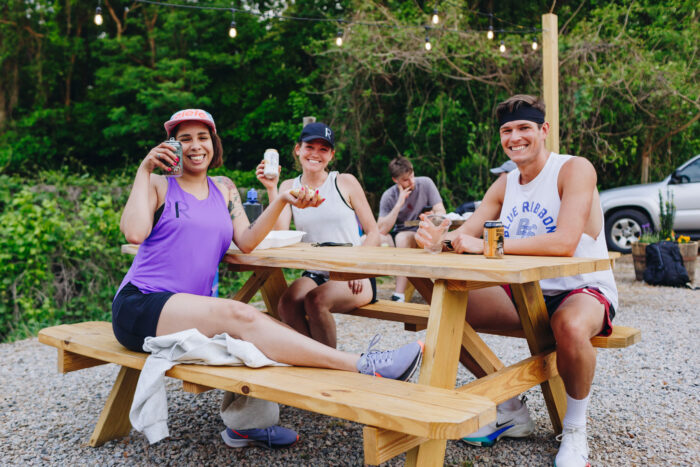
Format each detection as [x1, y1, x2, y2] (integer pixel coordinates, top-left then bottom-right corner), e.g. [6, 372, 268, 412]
[502, 286, 615, 337]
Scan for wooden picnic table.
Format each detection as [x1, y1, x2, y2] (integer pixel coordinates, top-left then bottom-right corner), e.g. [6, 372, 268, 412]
[204, 243, 612, 464]
[42, 242, 634, 466]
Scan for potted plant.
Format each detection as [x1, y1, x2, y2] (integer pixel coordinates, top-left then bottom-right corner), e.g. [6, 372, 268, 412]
[676, 235, 698, 285]
[631, 224, 658, 281]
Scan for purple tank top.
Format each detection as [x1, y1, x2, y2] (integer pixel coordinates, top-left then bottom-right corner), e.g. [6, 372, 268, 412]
[118, 177, 233, 296]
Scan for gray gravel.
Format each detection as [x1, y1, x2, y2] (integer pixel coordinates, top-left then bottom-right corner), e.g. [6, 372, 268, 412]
[1, 256, 699, 466]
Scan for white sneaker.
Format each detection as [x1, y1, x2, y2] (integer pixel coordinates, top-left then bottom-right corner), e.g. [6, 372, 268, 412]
[390, 293, 405, 302]
[554, 426, 590, 467]
[462, 397, 535, 446]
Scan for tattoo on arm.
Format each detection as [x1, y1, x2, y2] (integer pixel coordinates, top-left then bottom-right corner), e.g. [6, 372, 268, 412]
[247, 220, 257, 229]
[215, 176, 236, 190]
[229, 190, 245, 220]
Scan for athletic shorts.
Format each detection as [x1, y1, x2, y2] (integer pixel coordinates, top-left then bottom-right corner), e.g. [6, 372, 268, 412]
[112, 282, 174, 352]
[301, 271, 378, 304]
[502, 285, 615, 337]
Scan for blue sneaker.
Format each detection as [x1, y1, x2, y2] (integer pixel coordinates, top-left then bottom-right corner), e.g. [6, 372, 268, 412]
[356, 334, 424, 381]
[221, 426, 299, 449]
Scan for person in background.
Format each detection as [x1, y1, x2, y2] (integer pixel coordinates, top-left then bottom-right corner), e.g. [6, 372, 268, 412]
[416, 94, 618, 467]
[377, 156, 445, 302]
[114, 110, 423, 450]
[257, 122, 389, 351]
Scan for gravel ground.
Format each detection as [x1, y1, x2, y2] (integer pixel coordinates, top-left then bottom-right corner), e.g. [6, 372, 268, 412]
[1, 256, 699, 466]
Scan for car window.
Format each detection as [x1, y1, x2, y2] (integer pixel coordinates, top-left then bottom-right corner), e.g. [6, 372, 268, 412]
[676, 158, 700, 183]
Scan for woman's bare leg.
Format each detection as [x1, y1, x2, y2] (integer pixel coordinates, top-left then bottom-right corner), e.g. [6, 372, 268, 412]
[156, 293, 359, 371]
[276, 277, 317, 337]
[304, 279, 373, 348]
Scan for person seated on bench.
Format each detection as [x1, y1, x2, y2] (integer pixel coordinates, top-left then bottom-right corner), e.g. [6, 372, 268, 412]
[256, 122, 381, 349]
[114, 110, 423, 449]
[377, 156, 445, 302]
[416, 94, 618, 467]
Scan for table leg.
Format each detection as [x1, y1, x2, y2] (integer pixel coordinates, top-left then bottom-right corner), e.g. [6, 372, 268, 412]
[89, 366, 139, 446]
[405, 279, 468, 467]
[259, 268, 288, 320]
[233, 269, 273, 303]
[510, 282, 567, 433]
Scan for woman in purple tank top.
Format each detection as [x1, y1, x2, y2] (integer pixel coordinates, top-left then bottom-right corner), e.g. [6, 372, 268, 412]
[114, 109, 422, 448]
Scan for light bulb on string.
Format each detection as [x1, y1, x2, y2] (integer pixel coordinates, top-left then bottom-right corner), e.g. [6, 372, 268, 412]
[94, 5, 103, 25]
[487, 25, 494, 40]
[425, 36, 432, 51]
[228, 10, 237, 38]
[531, 37, 538, 50]
[499, 40, 506, 53]
[335, 29, 343, 47]
[431, 9, 439, 24]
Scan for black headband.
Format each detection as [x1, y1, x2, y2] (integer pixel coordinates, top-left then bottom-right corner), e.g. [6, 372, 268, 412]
[498, 105, 545, 127]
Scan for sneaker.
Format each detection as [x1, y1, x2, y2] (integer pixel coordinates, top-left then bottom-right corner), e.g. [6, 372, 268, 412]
[221, 426, 299, 449]
[356, 334, 423, 381]
[554, 426, 590, 467]
[462, 397, 535, 447]
[390, 293, 405, 302]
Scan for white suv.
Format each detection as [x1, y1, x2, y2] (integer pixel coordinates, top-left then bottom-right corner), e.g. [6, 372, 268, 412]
[600, 154, 700, 253]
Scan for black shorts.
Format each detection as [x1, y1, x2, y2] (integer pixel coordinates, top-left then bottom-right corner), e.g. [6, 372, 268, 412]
[301, 271, 378, 304]
[112, 282, 174, 352]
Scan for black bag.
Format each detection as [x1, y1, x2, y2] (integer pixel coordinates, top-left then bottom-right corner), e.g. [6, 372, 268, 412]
[643, 241, 690, 287]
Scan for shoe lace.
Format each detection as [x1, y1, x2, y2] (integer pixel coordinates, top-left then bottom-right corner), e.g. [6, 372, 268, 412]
[261, 426, 274, 448]
[555, 426, 588, 455]
[359, 334, 393, 376]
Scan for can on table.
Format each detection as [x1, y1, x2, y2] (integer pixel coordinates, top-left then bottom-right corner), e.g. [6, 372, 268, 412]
[263, 148, 279, 179]
[164, 138, 183, 177]
[483, 220, 504, 259]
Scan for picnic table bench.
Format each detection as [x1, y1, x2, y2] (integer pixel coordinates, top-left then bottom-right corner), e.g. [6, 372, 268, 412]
[39, 243, 640, 466]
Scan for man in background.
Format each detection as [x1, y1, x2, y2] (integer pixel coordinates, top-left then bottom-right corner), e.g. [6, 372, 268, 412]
[377, 156, 444, 302]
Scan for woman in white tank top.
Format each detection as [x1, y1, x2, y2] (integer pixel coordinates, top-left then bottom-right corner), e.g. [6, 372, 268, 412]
[256, 122, 381, 348]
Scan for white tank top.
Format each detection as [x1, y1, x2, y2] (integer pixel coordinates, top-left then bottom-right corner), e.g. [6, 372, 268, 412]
[291, 171, 361, 247]
[500, 153, 618, 310]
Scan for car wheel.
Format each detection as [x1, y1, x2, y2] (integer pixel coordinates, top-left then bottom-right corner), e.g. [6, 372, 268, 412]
[605, 209, 651, 253]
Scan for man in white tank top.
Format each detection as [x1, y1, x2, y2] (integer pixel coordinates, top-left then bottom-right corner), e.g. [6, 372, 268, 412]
[416, 95, 618, 467]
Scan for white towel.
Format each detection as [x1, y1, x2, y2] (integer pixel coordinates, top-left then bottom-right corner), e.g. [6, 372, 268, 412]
[129, 328, 287, 444]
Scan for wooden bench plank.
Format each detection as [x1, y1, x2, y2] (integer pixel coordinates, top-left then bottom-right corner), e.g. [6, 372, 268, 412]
[347, 300, 641, 349]
[38, 322, 496, 441]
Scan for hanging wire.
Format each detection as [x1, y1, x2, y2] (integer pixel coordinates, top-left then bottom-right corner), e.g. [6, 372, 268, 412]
[100, 0, 541, 45]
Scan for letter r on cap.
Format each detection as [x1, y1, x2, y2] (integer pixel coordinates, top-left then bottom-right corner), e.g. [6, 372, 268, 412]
[325, 128, 332, 138]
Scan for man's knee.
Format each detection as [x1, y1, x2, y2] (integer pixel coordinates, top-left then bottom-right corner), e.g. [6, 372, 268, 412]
[395, 231, 417, 248]
[551, 311, 594, 347]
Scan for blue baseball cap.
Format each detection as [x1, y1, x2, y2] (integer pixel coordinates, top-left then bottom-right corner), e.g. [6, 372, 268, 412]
[298, 122, 335, 148]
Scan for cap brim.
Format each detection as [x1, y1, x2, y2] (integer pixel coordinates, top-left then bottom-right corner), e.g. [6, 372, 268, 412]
[490, 168, 505, 174]
[300, 135, 334, 148]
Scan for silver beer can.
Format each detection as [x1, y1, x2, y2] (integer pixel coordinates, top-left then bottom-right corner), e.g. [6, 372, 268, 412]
[263, 148, 279, 179]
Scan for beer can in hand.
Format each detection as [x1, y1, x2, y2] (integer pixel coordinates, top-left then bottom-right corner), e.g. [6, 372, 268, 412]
[483, 221, 504, 258]
[164, 138, 183, 177]
[263, 149, 279, 179]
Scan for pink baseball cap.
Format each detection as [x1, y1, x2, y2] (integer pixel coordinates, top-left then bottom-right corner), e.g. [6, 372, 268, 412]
[164, 109, 217, 136]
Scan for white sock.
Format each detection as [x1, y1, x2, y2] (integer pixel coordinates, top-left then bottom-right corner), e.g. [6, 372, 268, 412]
[562, 394, 590, 429]
[392, 292, 405, 300]
[500, 396, 522, 411]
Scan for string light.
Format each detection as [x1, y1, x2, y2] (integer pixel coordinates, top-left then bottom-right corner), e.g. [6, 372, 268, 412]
[499, 40, 506, 53]
[228, 10, 237, 38]
[335, 29, 343, 46]
[97, 1, 541, 49]
[94, 2, 103, 26]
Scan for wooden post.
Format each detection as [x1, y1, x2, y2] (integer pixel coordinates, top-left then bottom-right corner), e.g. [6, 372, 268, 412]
[542, 13, 559, 153]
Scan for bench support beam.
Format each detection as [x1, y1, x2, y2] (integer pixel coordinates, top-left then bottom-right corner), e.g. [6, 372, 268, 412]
[89, 366, 139, 447]
[58, 349, 107, 373]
